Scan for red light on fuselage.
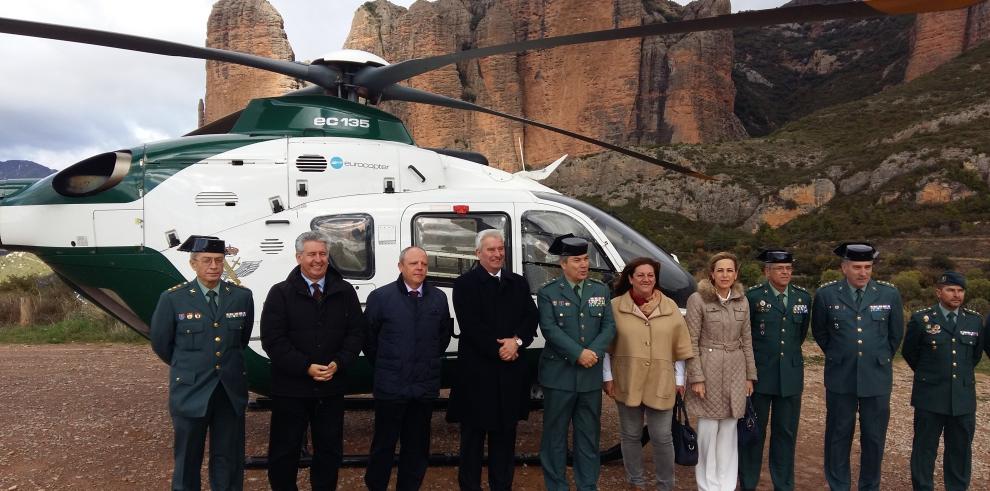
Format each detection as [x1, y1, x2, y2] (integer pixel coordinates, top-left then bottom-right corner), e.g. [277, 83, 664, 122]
[453, 205, 469, 214]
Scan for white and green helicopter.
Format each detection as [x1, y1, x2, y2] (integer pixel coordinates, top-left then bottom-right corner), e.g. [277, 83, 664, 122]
[0, 0, 974, 412]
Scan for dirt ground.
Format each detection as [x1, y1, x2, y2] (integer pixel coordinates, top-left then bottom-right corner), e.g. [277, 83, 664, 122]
[0, 344, 988, 490]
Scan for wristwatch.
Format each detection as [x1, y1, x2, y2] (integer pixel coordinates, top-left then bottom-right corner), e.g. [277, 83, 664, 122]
[514, 337, 523, 347]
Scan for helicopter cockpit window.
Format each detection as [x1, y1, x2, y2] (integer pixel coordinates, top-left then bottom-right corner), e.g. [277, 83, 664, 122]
[52, 151, 132, 197]
[412, 213, 510, 286]
[311, 214, 374, 280]
[521, 210, 615, 294]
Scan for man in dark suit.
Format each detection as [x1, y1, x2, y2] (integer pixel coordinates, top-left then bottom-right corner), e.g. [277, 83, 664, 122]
[811, 242, 904, 491]
[450, 230, 539, 491]
[903, 271, 985, 491]
[151, 235, 254, 491]
[739, 249, 811, 491]
[363, 246, 452, 491]
[260, 231, 366, 491]
[537, 235, 616, 491]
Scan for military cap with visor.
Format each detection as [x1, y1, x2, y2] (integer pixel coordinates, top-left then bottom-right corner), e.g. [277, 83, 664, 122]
[757, 248, 793, 263]
[548, 234, 589, 257]
[937, 270, 966, 289]
[833, 242, 878, 261]
[177, 235, 226, 253]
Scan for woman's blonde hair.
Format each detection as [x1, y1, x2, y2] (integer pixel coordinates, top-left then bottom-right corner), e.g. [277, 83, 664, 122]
[707, 251, 739, 279]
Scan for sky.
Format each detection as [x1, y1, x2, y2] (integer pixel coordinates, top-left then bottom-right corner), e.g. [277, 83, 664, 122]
[0, 0, 787, 169]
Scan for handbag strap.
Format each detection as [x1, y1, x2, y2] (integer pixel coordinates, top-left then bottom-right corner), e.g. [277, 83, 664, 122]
[674, 393, 689, 424]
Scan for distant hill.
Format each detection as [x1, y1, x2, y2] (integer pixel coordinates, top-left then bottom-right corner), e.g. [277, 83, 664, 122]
[0, 160, 55, 180]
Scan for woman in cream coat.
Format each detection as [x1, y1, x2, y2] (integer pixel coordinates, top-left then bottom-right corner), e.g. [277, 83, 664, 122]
[685, 251, 757, 491]
[603, 257, 693, 490]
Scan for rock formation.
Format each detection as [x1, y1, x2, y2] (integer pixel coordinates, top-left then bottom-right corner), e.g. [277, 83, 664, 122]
[344, 0, 746, 171]
[202, 0, 300, 125]
[905, 2, 990, 82]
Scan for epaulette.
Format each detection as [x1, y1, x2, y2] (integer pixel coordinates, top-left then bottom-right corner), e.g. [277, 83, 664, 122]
[912, 306, 934, 314]
[747, 283, 765, 292]
[586, 277, 606, 286]
[791, 284, 809, 293]
[963, 307, 983, 317]
[166, 282, 186, 292]
[875, 280, 896, 288]
[223, 280, 250, 291]
[541, 278, 557, 288]
[818, 280, 838, 288]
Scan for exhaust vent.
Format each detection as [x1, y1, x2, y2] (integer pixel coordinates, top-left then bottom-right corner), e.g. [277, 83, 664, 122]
[195, 191, 238, 206]
[260, 238, 284, 255]
[295, 155, 328, 172]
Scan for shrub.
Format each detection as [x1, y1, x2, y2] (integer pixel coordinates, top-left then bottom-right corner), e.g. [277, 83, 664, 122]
[929, 252, 956, 271]
[739, 261, 763, 287]
[820, 269, 844, 284]
[892, 270, 925, 303]
[965, 297, 990, 317]
[888, 254, 916, 268]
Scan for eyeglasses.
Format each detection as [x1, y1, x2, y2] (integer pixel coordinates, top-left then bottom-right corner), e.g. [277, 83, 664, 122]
[768, 266, 793, 272]
[196, 257, 225, 266]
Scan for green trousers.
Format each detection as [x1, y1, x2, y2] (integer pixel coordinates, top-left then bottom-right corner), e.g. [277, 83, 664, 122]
[910, 408, 975, 491]
[738, 392, 801, 491]
[540, 387, 603, 491]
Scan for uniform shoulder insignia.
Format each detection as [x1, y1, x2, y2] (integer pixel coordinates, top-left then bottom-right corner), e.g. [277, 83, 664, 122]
[818, 280, 838, 288]
[586, 277, 605, 286]
[167, 282, 185, 292]
[791, 284, 809, 293]
[912, 307, 932, 314]
[875, 280, 896, 288]
[747, 283, 764, 292]
[963, 307, 983, 317]
[540, 278, 557, 288]
[223, 280, 249, 291]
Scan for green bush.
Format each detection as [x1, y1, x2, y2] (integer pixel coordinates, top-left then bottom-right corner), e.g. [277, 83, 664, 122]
[965, 278, 990, 303]
[930, 252, 956, 271]
[965, 297, 990, 317]
[821, 269, 844, 284]
[892, 270, 925, 303]
[739, 261, 763, 287]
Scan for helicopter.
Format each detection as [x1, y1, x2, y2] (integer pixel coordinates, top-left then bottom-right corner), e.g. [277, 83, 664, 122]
[0, 0, 978, 462]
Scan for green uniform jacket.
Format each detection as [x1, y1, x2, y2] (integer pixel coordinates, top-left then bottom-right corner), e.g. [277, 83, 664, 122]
[747, 282, 812, 397]
[537, 276, 616, 392]
[902, 305, 985, 416]
[151, 280, 254, 418]
[811, 279, 903, 397]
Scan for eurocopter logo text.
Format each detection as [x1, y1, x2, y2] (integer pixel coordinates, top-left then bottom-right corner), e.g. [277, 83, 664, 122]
[328, 156, 389, 171]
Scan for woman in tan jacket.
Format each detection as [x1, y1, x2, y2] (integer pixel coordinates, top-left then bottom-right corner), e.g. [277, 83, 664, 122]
[685, 251, 757, 491]
[603, 257, 693, 491]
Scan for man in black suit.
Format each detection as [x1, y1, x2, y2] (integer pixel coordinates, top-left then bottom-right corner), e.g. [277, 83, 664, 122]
[450, 229, 539, 491]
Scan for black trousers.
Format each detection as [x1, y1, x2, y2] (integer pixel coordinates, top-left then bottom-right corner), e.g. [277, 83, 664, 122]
[910, 408, 975, 491]
[171, 384, 245, 491]
[267, 395, 345, 491]
[823, 391, 890, 491]
[458, 422, 518, 491]
[364, 398, 433, 491]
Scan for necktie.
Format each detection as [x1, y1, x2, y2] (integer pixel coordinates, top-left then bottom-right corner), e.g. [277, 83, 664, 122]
[947, 312, 957, 329]
[311, 282, 322, 301]
[573, 283, 581, 299]
[777, 293, 786, 307]
[855, 289, 863, 308]
[408, 289, 420, 298]
[206, 290, 218, 318]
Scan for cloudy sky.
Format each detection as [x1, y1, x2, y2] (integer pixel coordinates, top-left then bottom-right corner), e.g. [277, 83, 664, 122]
[0, 0, 786, 169]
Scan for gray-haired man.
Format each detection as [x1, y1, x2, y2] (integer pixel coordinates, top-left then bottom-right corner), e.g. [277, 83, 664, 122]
[261, 231, 366, 490]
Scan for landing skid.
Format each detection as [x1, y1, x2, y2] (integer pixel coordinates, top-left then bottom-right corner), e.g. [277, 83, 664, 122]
[244, 397, 636, 469]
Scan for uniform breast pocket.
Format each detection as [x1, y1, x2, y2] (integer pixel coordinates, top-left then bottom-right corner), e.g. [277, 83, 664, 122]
[177, 322, 204, 350]
[225, 317, 244, 330]
[870, 310, 889, 322]
[588, 306, 604, 318]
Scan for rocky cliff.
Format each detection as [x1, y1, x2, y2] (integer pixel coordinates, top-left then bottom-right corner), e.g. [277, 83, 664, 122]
[202, 0, 299, 125]
[905, 1, 990, 81]
[344, 0, 746, 171]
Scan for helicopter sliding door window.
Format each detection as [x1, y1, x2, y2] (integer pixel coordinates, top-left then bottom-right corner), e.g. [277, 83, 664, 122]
[521, 210, 615, 294]
[310, 214, 374, 280]
[411, 213, 510, 287]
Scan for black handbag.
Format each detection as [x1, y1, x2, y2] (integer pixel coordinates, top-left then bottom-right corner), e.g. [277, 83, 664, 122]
[737, 395, 761, 447]
[670, 393, 698, 466]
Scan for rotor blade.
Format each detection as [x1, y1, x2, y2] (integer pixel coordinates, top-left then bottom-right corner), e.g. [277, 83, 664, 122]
[382, 85, 712, 180]
[357, 0, 982, 90]
[0, 17, 340, 88]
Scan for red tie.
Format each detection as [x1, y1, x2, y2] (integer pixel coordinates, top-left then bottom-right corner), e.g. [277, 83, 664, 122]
[311, 282, 322, 301]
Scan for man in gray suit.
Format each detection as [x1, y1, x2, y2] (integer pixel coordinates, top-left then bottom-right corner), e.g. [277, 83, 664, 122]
[151, 235, 254, 490]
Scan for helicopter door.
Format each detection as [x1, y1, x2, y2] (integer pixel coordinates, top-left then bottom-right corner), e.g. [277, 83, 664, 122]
[516, 204, 619, 295]
[402, 204, 514, 290]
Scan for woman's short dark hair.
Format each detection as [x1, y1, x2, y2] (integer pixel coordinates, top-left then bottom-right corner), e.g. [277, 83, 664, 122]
[613, 257, 662, 298]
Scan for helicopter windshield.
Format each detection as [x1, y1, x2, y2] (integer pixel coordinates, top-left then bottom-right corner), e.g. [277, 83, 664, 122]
[534, 192, 696, 307]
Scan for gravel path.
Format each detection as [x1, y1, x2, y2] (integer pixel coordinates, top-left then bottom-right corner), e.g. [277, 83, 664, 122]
[0, 344, 987, 490]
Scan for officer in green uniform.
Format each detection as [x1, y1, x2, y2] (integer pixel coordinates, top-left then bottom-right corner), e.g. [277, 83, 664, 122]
[537, 235, 616, 491]
[811, 242, 903, 491]
[151, 235, 254, 491]
[902, 271, 985, 491]
[739, 249, 811, 491]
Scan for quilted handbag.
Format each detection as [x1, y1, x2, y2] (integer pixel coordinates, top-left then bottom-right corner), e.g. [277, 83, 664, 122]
[737, 395, 761, 447]
[670, 393, 698, 466]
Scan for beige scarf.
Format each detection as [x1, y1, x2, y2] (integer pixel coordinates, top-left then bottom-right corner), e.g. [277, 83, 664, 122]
[635, 289, 663, 318]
